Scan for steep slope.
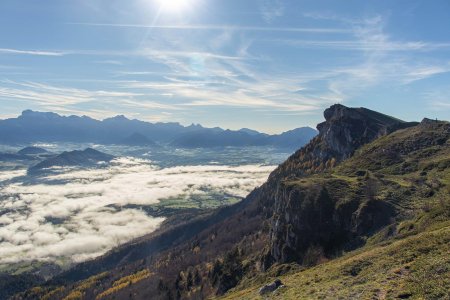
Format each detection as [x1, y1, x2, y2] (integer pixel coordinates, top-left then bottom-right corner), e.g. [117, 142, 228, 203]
[268, 104, 417, 180]
[13, 105, 445, 300]
[223, 119, 450, 300]
[263, 118, 448, 268]
[222, 221, 449, 299]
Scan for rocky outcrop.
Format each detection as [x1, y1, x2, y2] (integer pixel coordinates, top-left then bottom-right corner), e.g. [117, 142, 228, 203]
[259, 279, 284, 295]
[317, 104, 414, 159]
[269, 104, 417, 180]
[261, 104, 417, 269]
[263, 179, 395, 268]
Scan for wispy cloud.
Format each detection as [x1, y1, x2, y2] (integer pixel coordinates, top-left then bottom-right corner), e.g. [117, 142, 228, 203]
[2, 11, 448, 126]
[102, 23, 340, 113]
[94, 60, 124, 65]
[0, 80, 141, 106]
[259, 0, 285, 23]
[68, 22, 349, 33]
[423, 89, 450, 111]
[113, 71, 159, 77]
[0, 48, 65, 56]
[0, 80, 183, 121]
[430, 101, 450, 109]
[138, 49, 247, 61]
[263, 39, 450, 52]
[282, 15, 450, 101]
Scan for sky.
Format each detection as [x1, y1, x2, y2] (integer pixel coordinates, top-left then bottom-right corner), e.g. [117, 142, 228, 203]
[0, 0, 449, 133]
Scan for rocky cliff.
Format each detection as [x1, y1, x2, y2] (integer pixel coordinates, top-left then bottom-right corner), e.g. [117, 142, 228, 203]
[263, 117, 448, 269]
[252, 105, 415, 220]
[269, 104, 417, 180]
[260, 104, 419, 268]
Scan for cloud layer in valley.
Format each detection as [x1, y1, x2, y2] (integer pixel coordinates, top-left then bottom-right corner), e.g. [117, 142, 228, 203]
[0, 157, 274, 265]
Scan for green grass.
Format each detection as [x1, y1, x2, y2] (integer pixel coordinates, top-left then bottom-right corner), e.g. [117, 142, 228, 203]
[220, 222, 450, 300]
[157, 193, 242, 210]
[220, 122, 450, 300]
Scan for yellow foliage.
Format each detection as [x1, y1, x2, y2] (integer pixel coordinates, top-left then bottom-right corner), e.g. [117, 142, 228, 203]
[63, 290, 83, 300]
[96, 282, 129, 299]
[96, 269, 151, 299]
[41, 287, 65, 300]
[113, 269, 151, 287]
[76, 271, 109, 291]
[29, 287, 44, 294]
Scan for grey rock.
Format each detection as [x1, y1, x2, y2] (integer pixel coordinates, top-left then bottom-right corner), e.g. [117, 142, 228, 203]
[259, 279, 283, 295]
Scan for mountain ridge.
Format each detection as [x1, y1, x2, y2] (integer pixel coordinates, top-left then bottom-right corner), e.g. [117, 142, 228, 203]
[0, 110, 317, 149]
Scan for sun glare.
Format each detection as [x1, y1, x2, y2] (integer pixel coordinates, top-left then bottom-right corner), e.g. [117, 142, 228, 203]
[157, 0, 190, 12]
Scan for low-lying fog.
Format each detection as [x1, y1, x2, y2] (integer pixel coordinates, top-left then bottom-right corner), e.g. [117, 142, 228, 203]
[0, 145, 289, 267]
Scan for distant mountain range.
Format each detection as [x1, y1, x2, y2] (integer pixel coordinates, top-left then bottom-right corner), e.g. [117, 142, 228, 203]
[0, 110, 317, 149]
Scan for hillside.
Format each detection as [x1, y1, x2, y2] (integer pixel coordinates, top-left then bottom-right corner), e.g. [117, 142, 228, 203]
[28, 148, 114, 172]
[222, 222, 449, 299]
[223, 118, 450, 299]
[17, 147, 49, 155]
[9, 106, 449, 300]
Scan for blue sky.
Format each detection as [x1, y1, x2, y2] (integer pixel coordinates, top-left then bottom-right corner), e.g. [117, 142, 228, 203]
[0, 0, 449, 133]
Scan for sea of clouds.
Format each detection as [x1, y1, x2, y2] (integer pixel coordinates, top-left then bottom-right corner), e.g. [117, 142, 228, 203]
[0, 157, 274, 265]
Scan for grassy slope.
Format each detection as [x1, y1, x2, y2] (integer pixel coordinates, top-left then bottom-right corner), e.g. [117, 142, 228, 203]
[220, 222, 449, 300]
[221, 122, 450, 300]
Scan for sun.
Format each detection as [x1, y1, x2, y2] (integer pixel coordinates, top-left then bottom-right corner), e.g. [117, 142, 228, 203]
[157, 0, 190, 12]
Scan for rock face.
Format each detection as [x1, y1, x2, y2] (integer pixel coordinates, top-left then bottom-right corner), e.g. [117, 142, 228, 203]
[261, 104, 418, 269]
[269, 104, 418, 180]
[259, 279, 284, 295]
[264, 179, 395, 268]
[317, 104, 414, 159]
